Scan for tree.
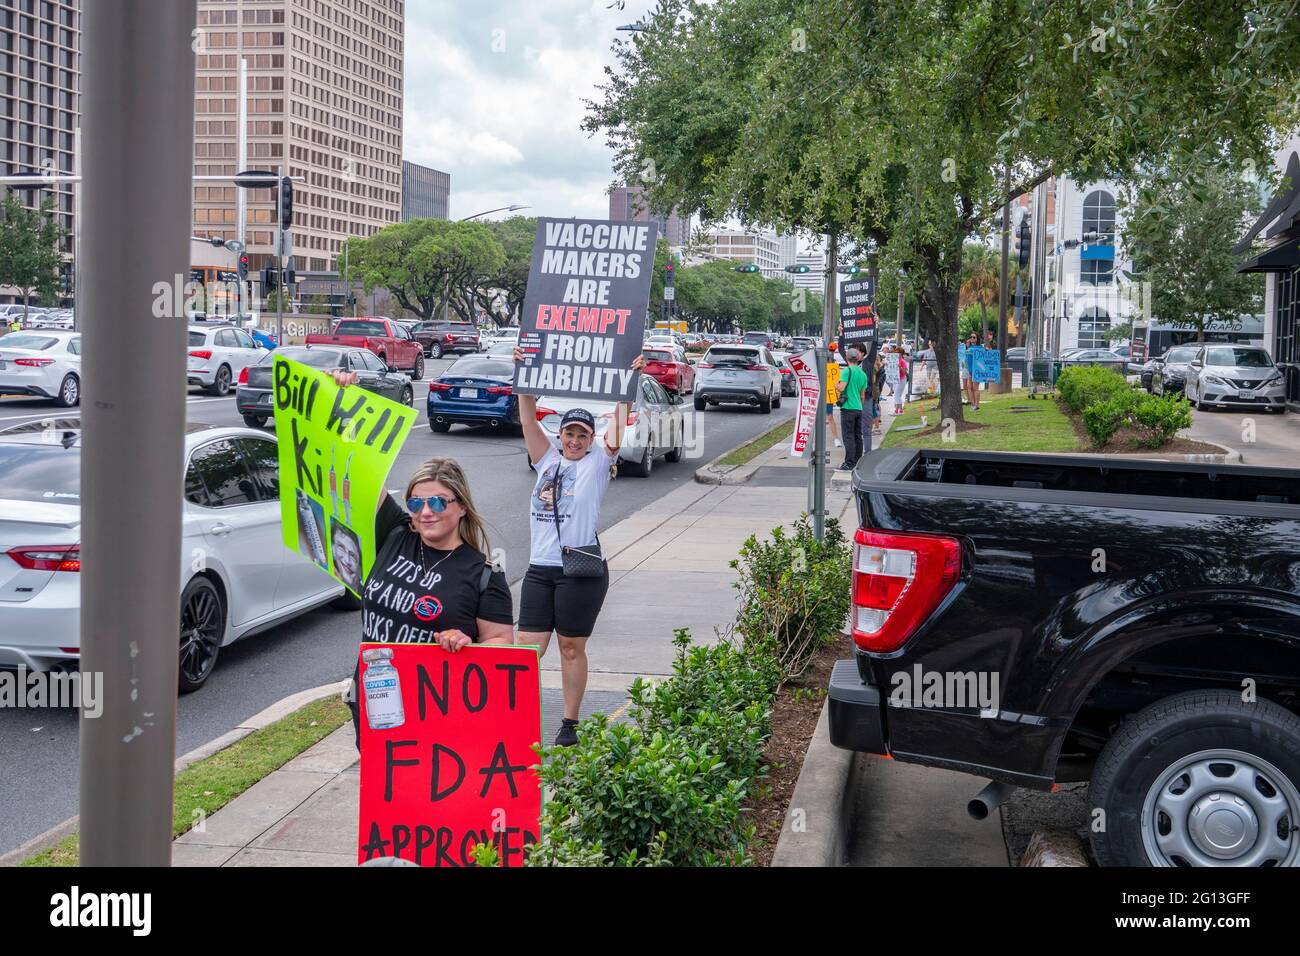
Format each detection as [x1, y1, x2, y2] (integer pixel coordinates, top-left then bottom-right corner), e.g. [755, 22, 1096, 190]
[470, 216, 536, 326]
[342, 219, 504, 322]
[0, 193, 66, 323]
[1122, 165, 1265, 340]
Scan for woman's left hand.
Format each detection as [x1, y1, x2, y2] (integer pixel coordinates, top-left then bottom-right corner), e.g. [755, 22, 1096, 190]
[435, 629, 473, 653]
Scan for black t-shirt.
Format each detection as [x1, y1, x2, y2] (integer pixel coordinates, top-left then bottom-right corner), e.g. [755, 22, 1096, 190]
[360, 495, 513, 644]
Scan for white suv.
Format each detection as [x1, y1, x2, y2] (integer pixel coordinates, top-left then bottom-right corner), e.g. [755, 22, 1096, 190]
[187, 324, 268, 396]
[694, 344, 784, 413]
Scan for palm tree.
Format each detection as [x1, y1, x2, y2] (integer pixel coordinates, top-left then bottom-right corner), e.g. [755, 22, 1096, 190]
[959, 244, 1000, 341]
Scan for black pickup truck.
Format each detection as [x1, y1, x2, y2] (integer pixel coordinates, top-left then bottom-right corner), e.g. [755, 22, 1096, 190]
[830, 447, 1300, 867]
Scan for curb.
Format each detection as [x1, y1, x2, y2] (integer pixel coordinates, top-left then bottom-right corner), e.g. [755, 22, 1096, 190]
[693, 436, 787, 486]
[1019, 828, 1091, 867]
[0, 679, 347, 867]
[770, 698, 856, 867]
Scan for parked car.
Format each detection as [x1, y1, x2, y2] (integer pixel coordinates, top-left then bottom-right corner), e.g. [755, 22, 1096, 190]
[305, 317, 424, 379]
[411, 320, 481, 359]
[529, 374, 685, 477]
[0, 420, 353, 692]
[641, 346, 695, 395]
[772, 351, 798, 396]
[248, 326, 278, 350]
[1059, 348, 1126, 371]
[831, 446, 1300, 867]
[742, 330, 776, 350]
[1149, 345, 1201, 397]
[790, 336, 818, 353]
[188, 324, 269, 396]
[480, 327, 519, 350]
[236, 346, 413, 428]
[1108, 343, 1131, 360]
[694, 343, 784, 413]
[427, 354, 519, 433]
[0, 330, 81, 406]
[1183, 345, 1286, 412]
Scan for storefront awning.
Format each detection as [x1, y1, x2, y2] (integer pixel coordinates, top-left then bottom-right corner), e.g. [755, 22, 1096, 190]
[1238, 239, 1300, 273]
[1234, 151, 1300, 254]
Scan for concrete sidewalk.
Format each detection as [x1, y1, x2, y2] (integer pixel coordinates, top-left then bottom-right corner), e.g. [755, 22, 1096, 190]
[1185, 406, 1299, 468]
[173, 430, 856, 866]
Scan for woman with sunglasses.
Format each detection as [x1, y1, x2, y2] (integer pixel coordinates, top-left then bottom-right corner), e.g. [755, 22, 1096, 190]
[512, 347, 643, 747]
[329, 372, 513, 747]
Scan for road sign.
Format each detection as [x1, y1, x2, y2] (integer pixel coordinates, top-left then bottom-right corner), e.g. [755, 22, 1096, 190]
[663, 286, 675, 301]
[233, 169, 279, 189]
[278, 229, 292, 259]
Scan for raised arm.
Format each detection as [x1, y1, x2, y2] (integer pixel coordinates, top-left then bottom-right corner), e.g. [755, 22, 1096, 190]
[514, 347, 553, 466]
[604, 354, 645, 455]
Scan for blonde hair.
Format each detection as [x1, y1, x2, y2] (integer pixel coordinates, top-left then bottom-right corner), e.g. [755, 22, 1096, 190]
[404, 457, 491, 557]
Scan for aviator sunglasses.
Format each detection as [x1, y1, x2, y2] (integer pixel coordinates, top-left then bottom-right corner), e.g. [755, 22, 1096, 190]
[406, 494, 458, 514]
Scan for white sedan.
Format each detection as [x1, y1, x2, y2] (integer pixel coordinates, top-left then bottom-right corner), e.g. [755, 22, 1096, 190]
[0, 420, 352, 692]
[187, 324, 268, 396]
[0, 330, 81, 407]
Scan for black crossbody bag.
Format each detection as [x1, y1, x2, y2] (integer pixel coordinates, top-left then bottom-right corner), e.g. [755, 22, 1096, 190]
[547, 463, 605, 577]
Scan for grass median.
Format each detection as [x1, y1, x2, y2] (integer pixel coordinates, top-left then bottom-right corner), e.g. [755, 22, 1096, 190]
[879, 387, 1081, 453]
[716, 417, 797, 468]
[21, 695, 351, 867]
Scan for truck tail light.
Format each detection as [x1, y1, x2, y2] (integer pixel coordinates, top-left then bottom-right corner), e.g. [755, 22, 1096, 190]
[8, 545, 81, 572]
[189, 350, 212, 360]
[851, 529, 960, 652]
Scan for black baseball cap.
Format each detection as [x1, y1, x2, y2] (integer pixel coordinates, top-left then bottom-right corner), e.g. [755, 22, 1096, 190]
[559, 408, 596, 435]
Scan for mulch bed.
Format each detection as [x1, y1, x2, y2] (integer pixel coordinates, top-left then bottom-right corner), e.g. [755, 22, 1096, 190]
[1059, 399, 1227, 456]
[745, 632, 853, 866]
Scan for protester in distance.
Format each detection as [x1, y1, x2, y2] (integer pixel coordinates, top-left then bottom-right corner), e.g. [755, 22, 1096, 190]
[870, 350, 888, 436]
[825, 341, 843, 449]
[837, 346, 870, 471]
[513, 346, 645, 747]
[962, 331, 981, 411]
[328, 370, 514, 749]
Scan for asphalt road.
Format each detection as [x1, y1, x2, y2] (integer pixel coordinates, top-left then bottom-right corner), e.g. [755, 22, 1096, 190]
[0, 357, 795, 856]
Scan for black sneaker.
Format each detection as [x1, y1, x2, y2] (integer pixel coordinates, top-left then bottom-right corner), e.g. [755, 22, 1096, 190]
[554, 718, 579, 747]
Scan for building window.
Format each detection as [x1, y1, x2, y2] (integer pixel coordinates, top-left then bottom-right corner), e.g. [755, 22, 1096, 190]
[1081, 258, 1113, 285]
[1078, 307, 1111, 349]
[1082, 189, 1115, 240]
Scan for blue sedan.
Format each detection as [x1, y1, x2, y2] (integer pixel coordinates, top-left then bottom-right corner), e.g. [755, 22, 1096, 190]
[427, 355, 519, 433]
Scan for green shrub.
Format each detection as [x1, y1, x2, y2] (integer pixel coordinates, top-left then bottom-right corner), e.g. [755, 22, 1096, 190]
[1131, 392, 1193, 447]
[731, 514, 852, 684]
[530, 713, 753, 867]
[1057, 365, 1131, 412]
[1082, 391, 1137, 447]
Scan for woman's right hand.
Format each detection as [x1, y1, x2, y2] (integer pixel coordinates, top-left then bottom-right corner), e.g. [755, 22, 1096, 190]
[513, 346, 524, 364]
[330, 370, 359, 387]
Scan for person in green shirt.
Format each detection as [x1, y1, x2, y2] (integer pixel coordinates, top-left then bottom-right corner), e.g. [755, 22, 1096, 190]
[838, 347, 870, 470]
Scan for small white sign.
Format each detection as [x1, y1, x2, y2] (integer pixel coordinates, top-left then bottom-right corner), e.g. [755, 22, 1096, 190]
[663, 286, 676, 301]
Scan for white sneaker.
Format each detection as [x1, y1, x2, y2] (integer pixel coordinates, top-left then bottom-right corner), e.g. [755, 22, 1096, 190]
[833, 438, 843, 447]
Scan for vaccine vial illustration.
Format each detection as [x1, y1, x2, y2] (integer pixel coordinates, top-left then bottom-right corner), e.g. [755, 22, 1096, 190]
[362, 647, 405, 730]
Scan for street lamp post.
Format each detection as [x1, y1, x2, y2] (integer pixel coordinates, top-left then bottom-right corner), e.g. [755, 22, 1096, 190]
[440, 204, 530, 324]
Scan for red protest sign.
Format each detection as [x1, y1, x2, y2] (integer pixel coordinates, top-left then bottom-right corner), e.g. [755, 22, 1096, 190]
[357, 643, 542, 867]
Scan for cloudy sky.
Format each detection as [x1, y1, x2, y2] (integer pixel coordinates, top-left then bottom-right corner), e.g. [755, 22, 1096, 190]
[403, 0, 659, 222]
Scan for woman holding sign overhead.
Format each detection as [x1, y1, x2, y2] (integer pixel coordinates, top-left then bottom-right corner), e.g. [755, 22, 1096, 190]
[329, 370, 515, 748]
[513, 346, 643, 747]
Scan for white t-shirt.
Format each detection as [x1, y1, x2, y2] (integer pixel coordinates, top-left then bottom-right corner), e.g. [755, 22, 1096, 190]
[528, 441, 617, 567]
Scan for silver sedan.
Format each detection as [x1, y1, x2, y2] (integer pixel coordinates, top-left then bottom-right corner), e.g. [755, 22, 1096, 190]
[1184, 345, 1286, 412]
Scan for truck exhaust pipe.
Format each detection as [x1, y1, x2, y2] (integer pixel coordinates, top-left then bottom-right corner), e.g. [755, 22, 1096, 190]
[968, 780, 1015, 820]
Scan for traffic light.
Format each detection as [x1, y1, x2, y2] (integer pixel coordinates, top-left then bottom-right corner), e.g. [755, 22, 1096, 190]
[733, 264, 759, 273]
[283, 268, 296, 286]
[1016, 219, 1031, 268]
[837, 263, 862, 275]
[238, 253, 249, 281]
[262, 266, 278, 291]
[664, 262, 674, 273]
[784, 264, 810, 274]
[280, 176, 294, 230]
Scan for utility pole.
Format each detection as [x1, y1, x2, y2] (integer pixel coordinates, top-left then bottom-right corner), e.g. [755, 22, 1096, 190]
[895, 276, 904, 347]
[811, 233, 837, 542]
[79, 0, 195, 866]
[995, 165, 1011, 392]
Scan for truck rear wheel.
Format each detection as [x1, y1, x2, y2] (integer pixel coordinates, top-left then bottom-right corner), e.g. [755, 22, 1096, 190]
[411, 353, 424, 380]
[1089, 690, 1300, 867]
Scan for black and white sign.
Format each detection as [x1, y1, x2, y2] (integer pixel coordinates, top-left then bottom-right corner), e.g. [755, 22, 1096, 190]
[514, 217, 658, 403]
[839, 277, 877, 349]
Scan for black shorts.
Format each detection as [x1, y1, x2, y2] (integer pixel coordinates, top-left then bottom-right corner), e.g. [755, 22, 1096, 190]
[517, 563, 609, 638]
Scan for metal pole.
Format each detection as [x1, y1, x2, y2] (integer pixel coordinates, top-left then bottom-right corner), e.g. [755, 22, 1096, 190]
[236, 57, 247, 268]
[812, 232, 837, 542]
[79, 0, 195, 866]
[277, 174, 285, 345]
[895, 275, 904, 347]
[72, 126, 81, 331]
[996, 165, 1011, 392]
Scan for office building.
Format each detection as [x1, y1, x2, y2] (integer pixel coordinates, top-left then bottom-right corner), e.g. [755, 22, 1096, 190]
[702, 227, 784, 278]
[0, 0, 80, 302]
[192, 0, 405, 273]
[607, 184, 690, 246]
[401, 159, 448, 220]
